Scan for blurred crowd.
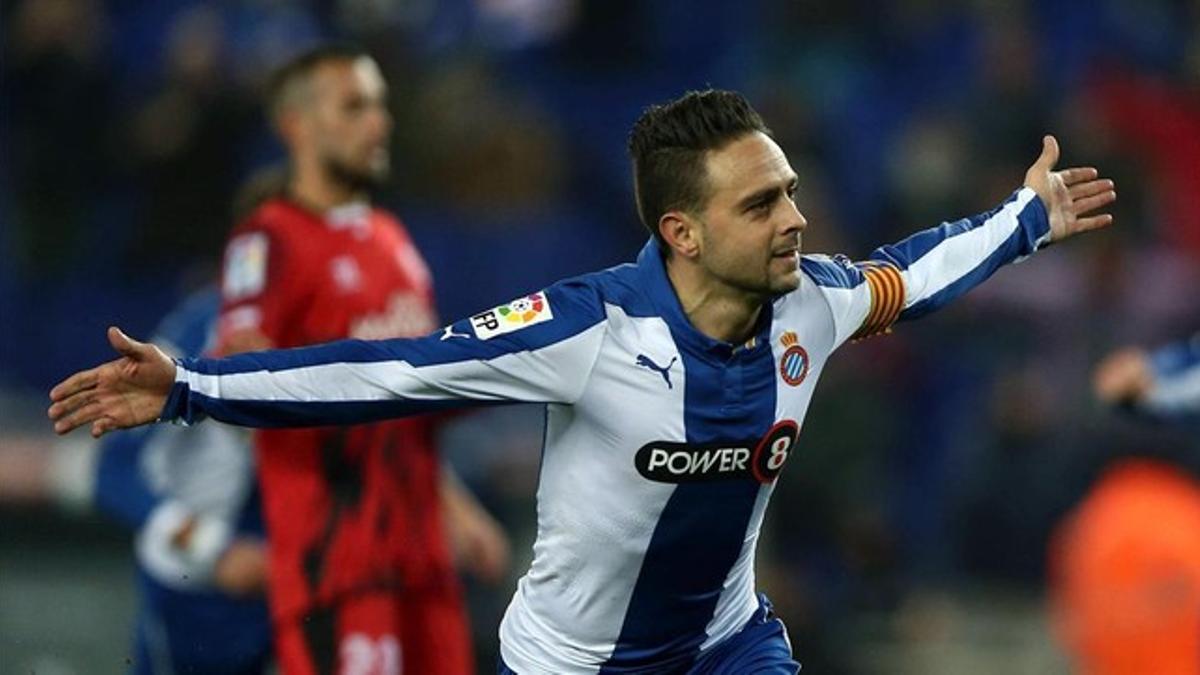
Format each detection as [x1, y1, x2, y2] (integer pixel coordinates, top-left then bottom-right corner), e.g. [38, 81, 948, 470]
[5, 0, 1200, 673]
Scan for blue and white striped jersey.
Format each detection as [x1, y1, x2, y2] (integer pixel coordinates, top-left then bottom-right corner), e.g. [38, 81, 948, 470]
[164, 187, 1049, 673]
[1145, 333, 1200, 417]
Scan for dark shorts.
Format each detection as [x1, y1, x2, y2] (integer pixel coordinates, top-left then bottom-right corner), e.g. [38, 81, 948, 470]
[499, 593, 800, 675]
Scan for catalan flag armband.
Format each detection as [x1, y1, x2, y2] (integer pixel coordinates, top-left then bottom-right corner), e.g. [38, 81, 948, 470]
[851, 261, 905, 341]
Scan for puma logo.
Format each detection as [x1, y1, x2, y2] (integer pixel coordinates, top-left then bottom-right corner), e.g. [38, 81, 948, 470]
[636, 354, 677, 389]
[440, 324, 471, 341]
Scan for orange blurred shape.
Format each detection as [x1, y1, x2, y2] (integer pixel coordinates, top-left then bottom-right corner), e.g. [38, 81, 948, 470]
[1050, 459, 1200, 675]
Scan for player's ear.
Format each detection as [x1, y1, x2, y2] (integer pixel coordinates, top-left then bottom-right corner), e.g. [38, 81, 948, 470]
[659, 211, 701, 260]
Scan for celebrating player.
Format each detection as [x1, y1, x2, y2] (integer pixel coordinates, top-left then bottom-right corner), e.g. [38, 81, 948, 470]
[50, 89, 1115, 673]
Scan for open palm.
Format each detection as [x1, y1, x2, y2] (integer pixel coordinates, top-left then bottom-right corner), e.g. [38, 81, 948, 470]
[1023, 135, 1116, 242]
[48, 327, 176, 438]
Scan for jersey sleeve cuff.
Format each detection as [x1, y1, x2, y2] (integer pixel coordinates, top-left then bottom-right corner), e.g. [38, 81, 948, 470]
[158, 359, 205, 425]
[1017, 186, 1053, 258]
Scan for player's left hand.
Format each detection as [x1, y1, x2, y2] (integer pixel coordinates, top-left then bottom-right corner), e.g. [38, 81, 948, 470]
[1023, 135, 1116, 242]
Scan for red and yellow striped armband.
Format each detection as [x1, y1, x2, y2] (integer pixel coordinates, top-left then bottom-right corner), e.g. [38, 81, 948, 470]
[851, 261, 905, 341]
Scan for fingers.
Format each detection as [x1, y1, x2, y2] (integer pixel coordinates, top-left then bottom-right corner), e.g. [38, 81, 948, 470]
[1073, 188, 1117, 216]
[49, 367, 100, 403]
[1066, 177, 1110, 198]
[51, 395, 110, 435]
[92, 417, 121, 439]
[1074, 214, 1114, 232]
[48, 387, 96, 422]
[1059, 167, 1099, 185]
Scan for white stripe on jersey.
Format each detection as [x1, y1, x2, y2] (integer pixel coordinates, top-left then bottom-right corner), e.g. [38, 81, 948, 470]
[901, 188, 1047, 308]
[500, 305, 686, 672]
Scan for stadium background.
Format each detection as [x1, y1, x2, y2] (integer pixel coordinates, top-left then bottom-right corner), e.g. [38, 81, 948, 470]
[3, 0, 1200, 672]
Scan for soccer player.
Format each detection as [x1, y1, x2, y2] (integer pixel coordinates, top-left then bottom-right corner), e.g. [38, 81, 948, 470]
[1094, 334, 1200, 417]
[50, 90, 1116, 673]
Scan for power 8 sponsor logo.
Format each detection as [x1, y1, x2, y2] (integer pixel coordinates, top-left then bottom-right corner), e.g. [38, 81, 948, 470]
[635, 420, 799, 485]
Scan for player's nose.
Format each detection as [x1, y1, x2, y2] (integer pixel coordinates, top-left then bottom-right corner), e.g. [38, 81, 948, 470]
[781, 200, 807, 235]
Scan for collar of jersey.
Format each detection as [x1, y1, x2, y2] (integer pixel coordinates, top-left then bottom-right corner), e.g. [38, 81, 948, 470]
[635, 239, 774, 360]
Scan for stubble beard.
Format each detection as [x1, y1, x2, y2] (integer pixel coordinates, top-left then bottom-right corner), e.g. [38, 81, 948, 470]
[323, 154, 388, 194]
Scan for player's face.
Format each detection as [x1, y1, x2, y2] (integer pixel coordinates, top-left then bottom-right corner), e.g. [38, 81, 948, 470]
[305, 58, 393, 188]
[693, 132, 806, 297]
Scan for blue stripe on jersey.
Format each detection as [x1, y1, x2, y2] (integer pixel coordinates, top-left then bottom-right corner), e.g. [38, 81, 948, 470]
[798, 255, 866, 289]
[870, 190, 1026, 270]
[177, 390, 503, 428]
[165, 278, 609, 425]
[178, 278, 607, 377]
[899, 195, 1048, 320]
[601, 243, 780, 672]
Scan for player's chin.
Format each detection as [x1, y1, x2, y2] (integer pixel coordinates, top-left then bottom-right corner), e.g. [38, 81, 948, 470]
[768, 270, 801, 294]
[768, 258, 801, 292]
[364, 157, 390, 183]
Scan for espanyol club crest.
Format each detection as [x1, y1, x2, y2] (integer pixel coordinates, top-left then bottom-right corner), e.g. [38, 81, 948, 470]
[778, 331, 809, 387]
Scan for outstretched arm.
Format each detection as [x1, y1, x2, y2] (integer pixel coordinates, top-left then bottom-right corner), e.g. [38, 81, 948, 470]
[808, 135, 1116, 346]
[51, 282, 608, 437]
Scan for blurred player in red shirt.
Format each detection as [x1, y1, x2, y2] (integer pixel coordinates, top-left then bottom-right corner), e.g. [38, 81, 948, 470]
[217, 45, 508, 675]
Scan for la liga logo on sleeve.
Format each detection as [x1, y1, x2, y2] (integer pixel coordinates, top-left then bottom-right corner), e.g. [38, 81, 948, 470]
[223, 233, 268, 301]
[470, 292, 554, 340]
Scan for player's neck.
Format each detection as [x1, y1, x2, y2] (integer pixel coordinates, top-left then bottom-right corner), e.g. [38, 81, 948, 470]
[666, 259, 763, 345]
[288, 170, 367, 213]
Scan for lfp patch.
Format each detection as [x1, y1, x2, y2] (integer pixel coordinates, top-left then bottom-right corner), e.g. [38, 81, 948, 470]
[778, 331, 809, 387]
[223, 233, 268, 301]
[470, 292, 554, 340]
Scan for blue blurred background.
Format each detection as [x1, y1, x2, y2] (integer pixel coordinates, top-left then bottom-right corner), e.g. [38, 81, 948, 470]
[3, 0, 1200, 673]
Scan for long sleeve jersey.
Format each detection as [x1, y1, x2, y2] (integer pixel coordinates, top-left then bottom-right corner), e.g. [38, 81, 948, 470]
[162, 187, 1050, 674]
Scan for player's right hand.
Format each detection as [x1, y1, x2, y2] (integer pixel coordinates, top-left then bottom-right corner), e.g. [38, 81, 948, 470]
[48, 327, 176, 438]
[1093, 347, 1154, 406]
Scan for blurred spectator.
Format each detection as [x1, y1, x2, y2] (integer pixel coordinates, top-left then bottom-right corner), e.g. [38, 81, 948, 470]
[124, 5, 256, 277]
[1050, 460, 1200, 675]
[4, 0, 116, 277]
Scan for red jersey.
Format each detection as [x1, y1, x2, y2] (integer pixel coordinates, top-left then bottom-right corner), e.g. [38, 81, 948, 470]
[217, 197, 455, 623]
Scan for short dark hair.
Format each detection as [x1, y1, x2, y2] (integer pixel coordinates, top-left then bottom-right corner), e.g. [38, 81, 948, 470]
[265, 43, 369, 124]
[628, 89, 772, 250]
